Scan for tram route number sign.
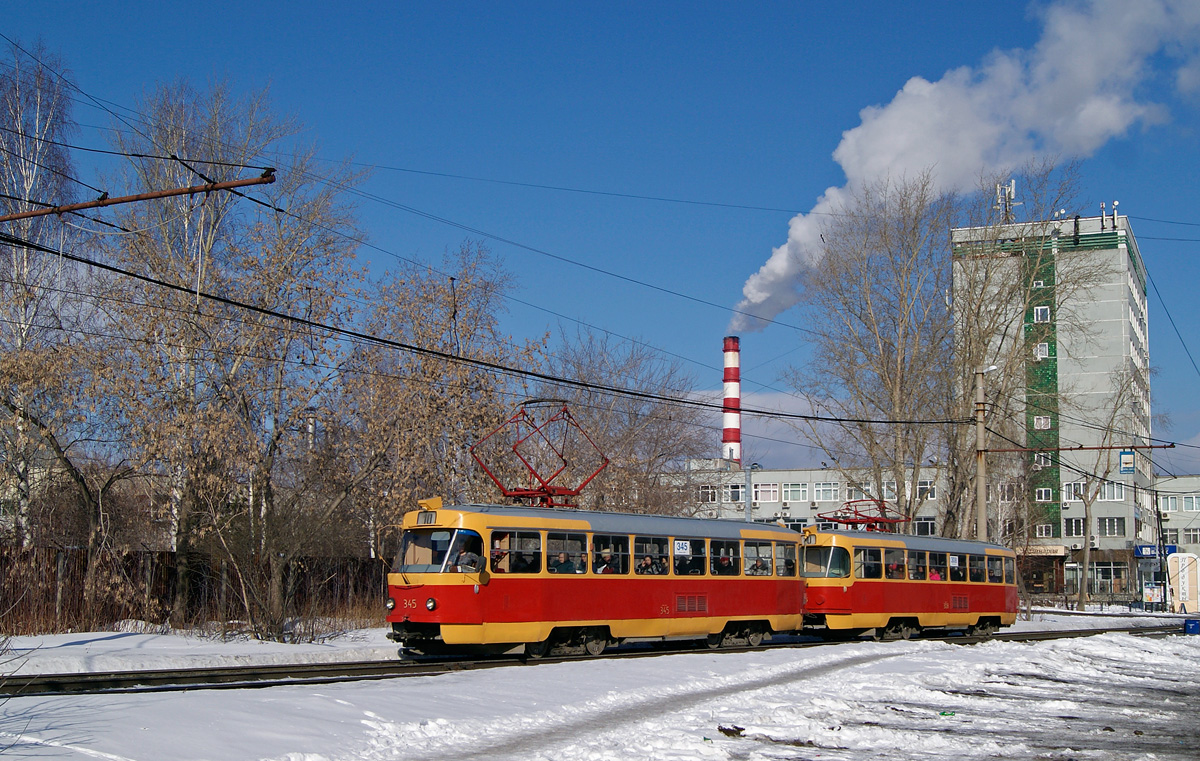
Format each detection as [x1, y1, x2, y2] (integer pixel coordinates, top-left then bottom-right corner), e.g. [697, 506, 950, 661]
[675, 540, 692, 555]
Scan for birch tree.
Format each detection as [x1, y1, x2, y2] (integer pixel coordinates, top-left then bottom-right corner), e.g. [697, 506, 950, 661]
[0, 40, 81, 548]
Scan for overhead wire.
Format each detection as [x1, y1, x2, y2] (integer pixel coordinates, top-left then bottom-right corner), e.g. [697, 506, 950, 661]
[0, 227, 966, 428]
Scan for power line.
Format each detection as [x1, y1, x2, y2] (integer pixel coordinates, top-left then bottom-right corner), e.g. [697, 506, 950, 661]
[0, 228, 965, 429]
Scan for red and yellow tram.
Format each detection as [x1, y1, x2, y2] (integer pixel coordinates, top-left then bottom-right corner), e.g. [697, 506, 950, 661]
[386, 503, 804, 656]
[800, 526, 1018, 639]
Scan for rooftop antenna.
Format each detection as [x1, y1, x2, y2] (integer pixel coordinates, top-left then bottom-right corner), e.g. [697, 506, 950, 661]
[994, 179, 1019, 223]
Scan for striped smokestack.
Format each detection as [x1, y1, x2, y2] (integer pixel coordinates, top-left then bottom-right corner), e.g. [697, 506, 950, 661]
[722, 336, 741, 463]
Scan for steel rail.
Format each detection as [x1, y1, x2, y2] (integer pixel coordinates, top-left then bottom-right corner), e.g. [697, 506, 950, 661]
[0, 623, 1184, 698]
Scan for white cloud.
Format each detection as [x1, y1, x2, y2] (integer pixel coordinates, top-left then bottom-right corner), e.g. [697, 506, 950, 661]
[731, 0, 1200, 332]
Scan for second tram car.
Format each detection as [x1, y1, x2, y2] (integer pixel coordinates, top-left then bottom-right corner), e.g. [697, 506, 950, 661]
[800, 527, 1018, 639]
[386, 504, 804, 656]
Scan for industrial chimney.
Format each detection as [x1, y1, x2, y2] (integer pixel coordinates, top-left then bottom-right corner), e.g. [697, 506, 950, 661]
[722, 336, 742, 463]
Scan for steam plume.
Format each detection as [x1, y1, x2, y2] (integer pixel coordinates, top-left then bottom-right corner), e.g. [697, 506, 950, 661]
[731, 0, 1200, 332]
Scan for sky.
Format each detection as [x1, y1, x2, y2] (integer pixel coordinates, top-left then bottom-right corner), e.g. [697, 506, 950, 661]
[3, 615, 1198, 760]
[6, 1, 1200, 471]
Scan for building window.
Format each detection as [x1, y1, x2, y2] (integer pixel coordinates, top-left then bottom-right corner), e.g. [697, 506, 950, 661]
[883, 481, 898, 500]
[1034, 342, 1049, 360]
[1035, 523, 1054, 538]
[1184, 495, 1200, 511]
[753, 483, 780, 503]
[1034, 452, 1052, 468]
[782, 483, 808, 502]
[913, 479, 934, 500]
[846, 483, 872, 501]
[723, 484, 745, 503]
[1185, 528, 1200, 544]
[1159, 496, 1177, 512]
[998, 483, 1020, 503]
[914, 518, 936, 536]
[1164, 529, 1179, 544]
[1032, 279, 1044, 289]
[1099, 482, 1125, 501]
[697, 485, 719, 504]
[1097, 517, 1126, 537]
[1035, 487, 1053, 502]
[813, 482, 840, 502]
[1064, 518, 1085, 537]
[1033, 415, 1051, 430]
[1064, 482, 1083, 502]
[1033, 305, 1051, 323]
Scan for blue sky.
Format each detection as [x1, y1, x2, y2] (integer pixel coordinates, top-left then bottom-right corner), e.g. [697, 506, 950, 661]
[7, 1, 1200, 471]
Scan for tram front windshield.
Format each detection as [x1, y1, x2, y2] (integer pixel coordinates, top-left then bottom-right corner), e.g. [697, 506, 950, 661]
[394, 529, 483, 573]
[803, 546, 851, 578]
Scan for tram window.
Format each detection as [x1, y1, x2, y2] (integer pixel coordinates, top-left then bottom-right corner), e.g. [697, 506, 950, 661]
[745, 542, 772, 575]
[547, 532, 588, 574]
[907, 550, 927, 580]
[775, 542, 798, 577]
[854, 547, 882, 579]
[710, 540, 740, 575]
[948, 553, 967, 582]
[1004, 557, 1016, 584]
[394, 529, 453, 573]
[634, 535, 671, 575]
[928, 552, 947, 581]
[968, 555, 986, 583]
[674, 538, 706, 575]
[592, 534, 630, 574]
[489, 531, 541, 574]
[986, 556, 1003, 584]
[883, 548, 906, 579]
[446, 530, 484, 573]
[803, 546, 850, 578]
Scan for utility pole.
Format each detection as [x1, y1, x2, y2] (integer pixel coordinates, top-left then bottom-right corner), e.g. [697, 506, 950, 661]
[975, 365, 997, 541]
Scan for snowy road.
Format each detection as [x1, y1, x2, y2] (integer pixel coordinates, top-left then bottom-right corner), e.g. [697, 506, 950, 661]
[3, 616, 1198, 760]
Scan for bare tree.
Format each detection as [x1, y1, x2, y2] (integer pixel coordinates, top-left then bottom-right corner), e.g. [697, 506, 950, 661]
[540, 328, 713, 514]
[783, 171, 959, 525]
[0, 40, 82, 548]
[338, 242, 536, 568]
[101, 79, 293, 624]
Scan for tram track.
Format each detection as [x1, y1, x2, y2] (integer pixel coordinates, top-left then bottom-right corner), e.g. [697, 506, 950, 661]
[0, 622, 1184, 698]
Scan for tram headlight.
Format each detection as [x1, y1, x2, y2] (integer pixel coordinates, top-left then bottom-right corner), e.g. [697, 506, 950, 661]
[385, 597, 396, 611]
[425, 597, 437, 611]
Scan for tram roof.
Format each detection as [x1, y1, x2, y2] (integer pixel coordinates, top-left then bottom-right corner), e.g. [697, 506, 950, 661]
[818, 529, 1011, 555]
[436, 503, 799, 540]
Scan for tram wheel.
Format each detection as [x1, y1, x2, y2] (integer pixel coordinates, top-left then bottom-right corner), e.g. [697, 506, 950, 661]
[968, 620, 996, 638]
[706, 632, 725, 649]
[583, 630, 608, 656]
[745, 627, 764, 647]
[525, 639, 552, 659]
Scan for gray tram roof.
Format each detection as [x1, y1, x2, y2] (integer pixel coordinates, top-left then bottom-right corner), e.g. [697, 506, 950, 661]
[818, 529, 1010, 555]
[440, 503, 798, 540]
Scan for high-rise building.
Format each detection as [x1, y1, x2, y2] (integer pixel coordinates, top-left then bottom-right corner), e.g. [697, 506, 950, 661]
[951, 206, 1153, 597]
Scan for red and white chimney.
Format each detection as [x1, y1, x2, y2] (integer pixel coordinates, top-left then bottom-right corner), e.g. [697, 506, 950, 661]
[722, 336, 742, 463]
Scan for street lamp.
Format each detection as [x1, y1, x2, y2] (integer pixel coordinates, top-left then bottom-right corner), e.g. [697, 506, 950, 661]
[975, 365, 998, 541]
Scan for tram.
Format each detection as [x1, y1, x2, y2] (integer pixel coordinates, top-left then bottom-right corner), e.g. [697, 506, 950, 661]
[385, 503, 804, 656]
[800, 526, 1018, 639]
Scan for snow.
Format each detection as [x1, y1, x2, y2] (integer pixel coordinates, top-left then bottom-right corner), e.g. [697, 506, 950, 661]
[3, 611, 1198, 760]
